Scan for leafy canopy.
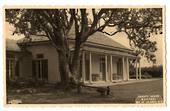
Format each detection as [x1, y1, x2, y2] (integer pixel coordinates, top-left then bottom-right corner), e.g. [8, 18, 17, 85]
[5, 8, 163, 62]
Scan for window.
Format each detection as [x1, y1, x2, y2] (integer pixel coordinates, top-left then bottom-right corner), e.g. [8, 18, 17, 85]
[99, 55, 106, 81]
[100, 56, 105, 72]
[32, 59, 48, 81]
[6, 58, 19, 80]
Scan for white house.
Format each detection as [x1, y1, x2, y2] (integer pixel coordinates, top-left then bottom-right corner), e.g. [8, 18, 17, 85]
[6, 32, 142, 84]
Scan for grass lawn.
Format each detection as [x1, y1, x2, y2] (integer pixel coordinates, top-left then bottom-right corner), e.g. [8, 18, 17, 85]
[6, 78, 163, 104]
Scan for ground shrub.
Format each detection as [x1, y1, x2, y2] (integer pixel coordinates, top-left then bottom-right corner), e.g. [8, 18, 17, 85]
[7, 77, 46, 89]
[141, 65, 163, 78]
[129, 65, 163, 79]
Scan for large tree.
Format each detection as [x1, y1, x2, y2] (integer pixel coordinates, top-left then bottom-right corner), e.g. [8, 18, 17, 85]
[5, 8, 162, 86]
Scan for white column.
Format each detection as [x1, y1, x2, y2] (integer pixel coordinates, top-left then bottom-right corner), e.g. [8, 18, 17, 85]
[126, 57, 129, 80]
[136, 59, 138, 80]
[82, 51, 85, 82]
[122, 57, 126, 80]
[105, 55, 108, 81]
[139, 59, 141, 80]
[110, 55, 113, 82]
[89, 52, 92, 83]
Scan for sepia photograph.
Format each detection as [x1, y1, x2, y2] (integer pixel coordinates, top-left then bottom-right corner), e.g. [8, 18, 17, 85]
[4, 7, 165, 105]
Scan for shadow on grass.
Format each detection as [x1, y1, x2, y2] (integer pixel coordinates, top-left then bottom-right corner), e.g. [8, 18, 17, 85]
[7, 79, 163, 104]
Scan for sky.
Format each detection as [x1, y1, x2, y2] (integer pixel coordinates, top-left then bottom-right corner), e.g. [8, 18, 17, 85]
[5, 22, 25, 40]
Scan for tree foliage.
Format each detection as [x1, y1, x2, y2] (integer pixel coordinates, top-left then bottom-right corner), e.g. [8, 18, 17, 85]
[6, 8, 162, 60]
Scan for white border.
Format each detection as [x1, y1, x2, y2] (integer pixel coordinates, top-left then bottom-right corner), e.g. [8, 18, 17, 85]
[0, 0, 169, 111]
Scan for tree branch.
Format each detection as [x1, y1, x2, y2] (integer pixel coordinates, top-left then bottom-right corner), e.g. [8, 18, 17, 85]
[80, 9, 89, 36]
[71, 9, 80, 37]
[66, 9, 74, 35]
[99, 30, 121, 36]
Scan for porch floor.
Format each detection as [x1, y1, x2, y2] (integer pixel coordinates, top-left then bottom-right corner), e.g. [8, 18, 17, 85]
[85, 78, 162, 87]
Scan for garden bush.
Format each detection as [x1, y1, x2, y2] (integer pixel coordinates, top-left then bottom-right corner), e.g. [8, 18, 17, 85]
[129, 65, 163, 78]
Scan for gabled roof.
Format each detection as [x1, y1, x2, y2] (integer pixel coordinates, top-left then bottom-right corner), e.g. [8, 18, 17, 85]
[17, 35, 49, 43]
[89, 32, 129, 50]
[6, 39, 21, 52]
[69, 32, 131, 50]
[17, 32, 132, 51]
[67, 23, 131, 51]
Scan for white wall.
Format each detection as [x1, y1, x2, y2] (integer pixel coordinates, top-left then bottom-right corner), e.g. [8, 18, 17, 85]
[112, 57, 118, 74]
[91, 53, 100, 74]
[27, 43, 60, 83]
[20, 54, 32, 78]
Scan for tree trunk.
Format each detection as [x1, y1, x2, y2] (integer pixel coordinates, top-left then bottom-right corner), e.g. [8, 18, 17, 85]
[51, 32, 83, 89]
[70, 43, 82, 82]
[71, 49, 82, 93]
[57, 49, 70, 87]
